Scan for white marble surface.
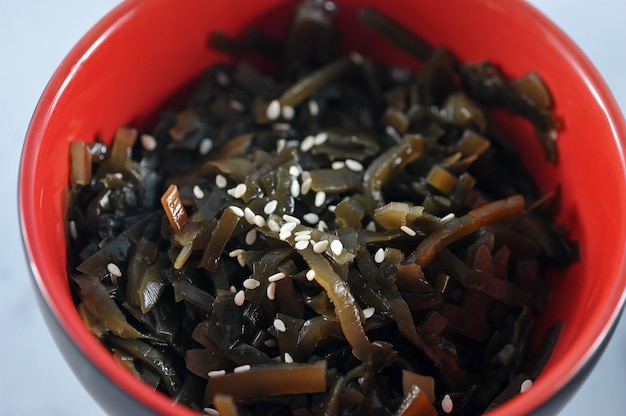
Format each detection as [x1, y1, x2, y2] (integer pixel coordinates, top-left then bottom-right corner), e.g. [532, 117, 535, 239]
[2, 1, 624, 415]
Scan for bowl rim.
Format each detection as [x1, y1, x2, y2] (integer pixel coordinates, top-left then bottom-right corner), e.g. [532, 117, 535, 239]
[18, 0, 626, 414]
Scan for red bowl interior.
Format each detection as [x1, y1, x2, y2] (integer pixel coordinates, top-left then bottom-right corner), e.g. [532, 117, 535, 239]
[19, 0, 626, 414]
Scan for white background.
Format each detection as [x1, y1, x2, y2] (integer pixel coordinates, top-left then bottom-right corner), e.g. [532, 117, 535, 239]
[1, 1, 624, 414]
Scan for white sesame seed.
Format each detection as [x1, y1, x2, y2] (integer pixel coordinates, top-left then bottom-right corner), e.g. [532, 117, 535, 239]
[303, 212, 320, 224]
[280, 221, 298, 233]
[230, 285, 237, 293]
[279, 231, 292, 241]
[300, 178, 312, 195]
[363, 307, 375, 319]
[234, 183, 247, 199]
[317, 220, 328, 232]
[69, 220, 78, 239]
[140, 133, 157, 151]
[264, 200, 278, 215]
[267, 219, 280, 232]
[400, 225, 416, 236]
[374, 248, 385, 264]
[253, 215, 266, 228]
[228, 206, 245, 217]
[366, 221, 377, 232]
[199, 138, 213, 155]
[266, 100, 281, 121]
[244, 207, 256, 225]
[301, 170, 312, 182]
[243, 278, 261, 290]
[306, 269, 316, 281]
[286, 140, 300, 148]
[313, 240, 329, 253]
[295, 240, 310, 250]
[267, 282, 277, 300]
[234, 290, 245, 306]
[327, 205, 336, 212]
[282, 214, 301, 224]
[276, 139, 286, 153]
[331, 161, 345, 170]
[440, 213, 456, 223]
[300, 135, 315, 152]
[193, 185, 205, 199]
[520, 379, 533, 393]
[207, 370, 226, 378]
[313, 132, 328, 145]
[345, 159, 364, 172]
[268, 272, 287, 282]
[330, 240, 343, 256]
[314, 191, 326, 207]
[294, 233, 312, 242]
[289, 165, 301, 177]
[295, 229, 312, 236]
[216, 70, 230, 87]
[308, 100, 319, 116]
[215, 174, 227, 189]
[204, 408, 220, 416]
[282, 105, 295, 120]
[237, 254, 246, 267]
[113, 172, 123, 180]
[264, 339, 277, 348]
[230, 99, 245, 112]
[245, 228, 257, 245]
[228, 249, 246, 257]
[442, 394, 453, 414]
[290, 179, 300, 198]
[107, 263, 122, 278]
[284, 352, 294, 364]
[273, 318, 286, 332]
[234, 364, 251, 373]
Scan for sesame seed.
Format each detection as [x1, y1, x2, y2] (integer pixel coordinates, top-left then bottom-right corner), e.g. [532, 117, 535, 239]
[204, 408, 220, 416]
[288, 165, 301, 177]
[279, 231, 292, 241]
[294, 233, 312, 242]
[303, 212, 320, 224]
[331, 161, 346, 170]
[374, 248, 385, 264]
[215, 174, 227, 188]
[400, 225, 416, 236]
[273, 318, 286, 332]
[314, 191, 326, 207]
[140, 133, 157, 151]
[284, 352, 294, 364]
[245, 228, 257, 245]
[442, 394, 453, 414]
[317, 220, 328, 232]
[228, 206, 245, 217]
[264, 200, 278, 215]
[282, 214, 301, 224]
[244, 207, 256, 225]
[107, 263, 122, 278]
[313, 240, 329, 253]
[199, 138, 213, 155]
[207, 370, 226, 378]
[280, 221, 298, 233]
[330, 240, 343, 256]
[286, 140, 300, 148]
[266, 100, 281, 121]
[113, 173, 123, 180]
[520, 379, 533, 393]
[228, 183, 247, 199]
[306, 269, 316, 281]
[301, 171, 312, 182]
[300, 135, 315, 152]
[193, 185, 205, 199]
[366, 221, 377, 232]
[237, 254, 246, 267]
[69, 220, 78, 239]
[313, 132, 328, 145]
[440, 213, 456, 223]
[264, 339, 277, 348]
[243, 278, 261, 290]
[268, 272, 286, 282]
[276, 139, 286, 152]
[234, 290, 245, 306]
[267, 282, 277, 300]
[282, 105, 295, 120]
[295, 229, 312, 236]
[363, 307, 375, 319]
[295, 240, 309, 250]
[327, 205, 336, 212]
[267, 219, 280, 232]
[254, 215, 266, 228]
[290, 179, 300, 198]
[300, 178, 312, 195]
[230, 285, 237, 293]
[228, 249, 246, 257]
[216, 70, 230, 87]
[345, 159, 363, 172]
[229, 99, 245, 112]
[308, 100, 319, 116]
[234, 364, 251, 373]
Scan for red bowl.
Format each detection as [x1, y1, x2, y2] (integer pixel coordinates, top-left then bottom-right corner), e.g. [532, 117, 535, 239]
[19, 0, 626, 414]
